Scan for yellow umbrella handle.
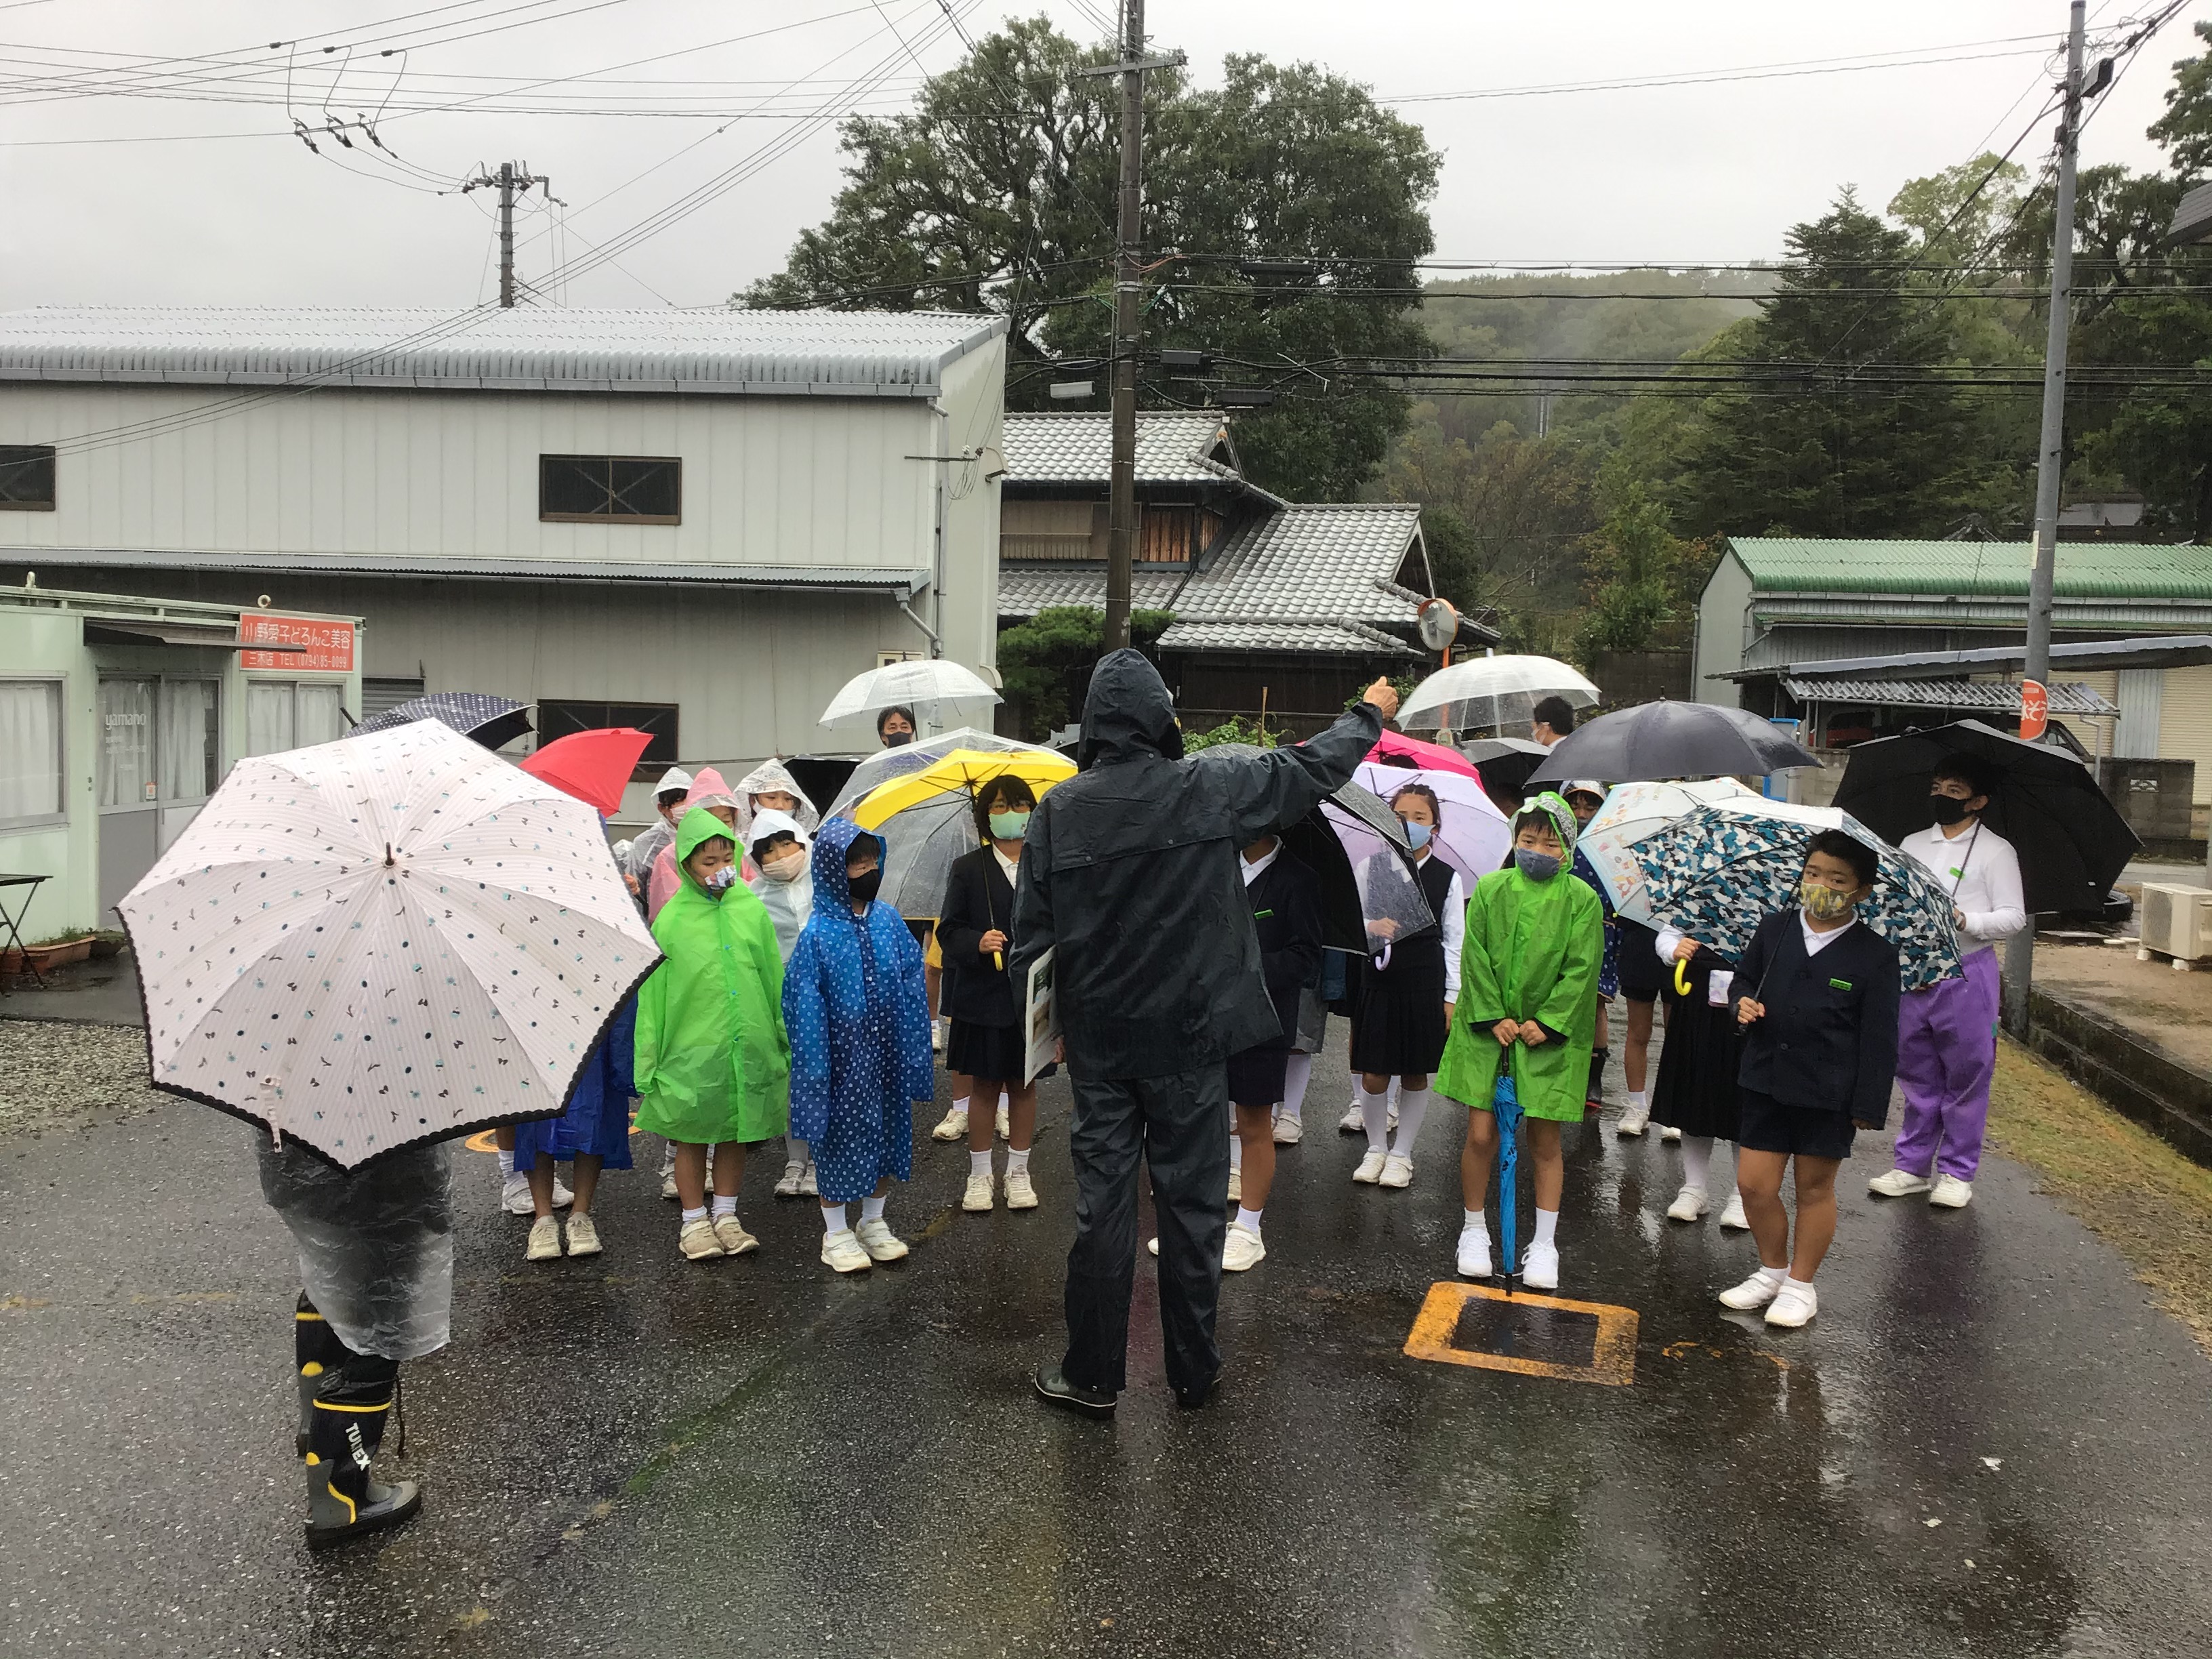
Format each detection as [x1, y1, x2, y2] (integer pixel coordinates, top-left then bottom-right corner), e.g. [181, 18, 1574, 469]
[993, 950, 1004, 971]
[1673, 957, 1692, 998]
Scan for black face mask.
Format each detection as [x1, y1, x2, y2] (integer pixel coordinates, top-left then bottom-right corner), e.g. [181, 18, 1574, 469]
[881, 730, 913, 747]
[1930, 796, 1973, 827]
[846, 867, 883, 905]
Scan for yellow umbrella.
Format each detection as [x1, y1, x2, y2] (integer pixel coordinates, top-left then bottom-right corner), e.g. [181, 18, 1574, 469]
[849, 749, 1074, 968]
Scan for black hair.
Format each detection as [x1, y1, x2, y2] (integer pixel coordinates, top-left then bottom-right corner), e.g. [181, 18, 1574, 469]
[1805, 828, 1878, 890]
[1531, 695, 1576, 734]
[655, 780, 689, 802]
[1932, 754, 1996, 798]
[1511, 806, 1564, 843]
[682, 832, 736, 866]
[972, 775, 1037, 839]
[876, 705, 917, 737]
[750, 829, 798, 863]
[1390, 781, 1444, 825]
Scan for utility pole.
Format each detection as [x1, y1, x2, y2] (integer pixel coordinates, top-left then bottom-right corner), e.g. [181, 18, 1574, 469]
[462, 161, 550, 308]
[2003, 0, 2085, 1038]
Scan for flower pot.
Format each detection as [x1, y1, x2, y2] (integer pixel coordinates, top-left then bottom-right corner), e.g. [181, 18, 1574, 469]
[24, 937, 92, 972]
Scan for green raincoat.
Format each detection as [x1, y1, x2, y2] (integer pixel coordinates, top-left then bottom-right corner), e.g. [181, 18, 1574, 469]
[1436, 792, 1604, 1124]
[632, 807, 792, 1145]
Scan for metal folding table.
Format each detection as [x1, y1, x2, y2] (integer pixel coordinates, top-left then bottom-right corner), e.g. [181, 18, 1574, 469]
[0, 874, 52, 993]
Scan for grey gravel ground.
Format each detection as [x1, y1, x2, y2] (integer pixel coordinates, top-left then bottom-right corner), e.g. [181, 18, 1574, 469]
[0, 1019, 162, 1139]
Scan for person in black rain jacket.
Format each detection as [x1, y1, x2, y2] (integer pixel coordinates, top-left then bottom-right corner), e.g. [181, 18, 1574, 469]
[1013, 649, 1397, 1414]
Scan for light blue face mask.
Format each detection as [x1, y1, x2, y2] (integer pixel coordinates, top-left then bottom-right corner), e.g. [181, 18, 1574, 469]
[1401, 820, 1432, 851]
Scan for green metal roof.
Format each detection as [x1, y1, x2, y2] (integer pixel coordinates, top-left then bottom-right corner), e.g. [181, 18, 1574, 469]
[1727, 537, 2212, 601]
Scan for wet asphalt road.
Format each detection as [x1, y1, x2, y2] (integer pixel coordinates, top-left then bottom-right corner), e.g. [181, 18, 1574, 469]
[4, 1021, 2211, 1658]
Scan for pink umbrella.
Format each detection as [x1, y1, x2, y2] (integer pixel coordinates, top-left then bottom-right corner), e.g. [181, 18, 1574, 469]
[1367, 730, 1480, 779]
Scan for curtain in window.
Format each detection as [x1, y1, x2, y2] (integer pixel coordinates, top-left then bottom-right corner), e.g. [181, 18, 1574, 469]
[98, 678, 154, 808]
[159, 680, 218, 802]
[296, 684, 344, 747]
[247, 682, 295, 758]
[0, 680, 62, 823]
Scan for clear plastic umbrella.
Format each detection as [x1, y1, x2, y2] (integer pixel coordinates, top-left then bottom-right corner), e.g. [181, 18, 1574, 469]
[825, 729, 1063, 821]
[1348, 762, 1513, 888]
[845, 750, 1077, 925]
[818, 661, 1000, 731]
[1398, 656, 1600, 734]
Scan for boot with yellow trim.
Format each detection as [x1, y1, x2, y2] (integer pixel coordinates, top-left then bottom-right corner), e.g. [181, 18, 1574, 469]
[293, 1292, 352, 1458]
[304, 1354, 421, 1551]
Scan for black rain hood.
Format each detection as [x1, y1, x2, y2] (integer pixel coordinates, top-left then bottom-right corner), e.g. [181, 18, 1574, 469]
[1080, 649, 1183, 768]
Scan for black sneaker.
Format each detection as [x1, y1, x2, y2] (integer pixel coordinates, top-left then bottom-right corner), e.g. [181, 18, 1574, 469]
[1172, 1368, 1221, 1410]
[1033, 1364, 1117, 1417]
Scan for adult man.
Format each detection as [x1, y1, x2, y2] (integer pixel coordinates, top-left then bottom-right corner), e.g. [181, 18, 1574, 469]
[1015, 650, 1398, 1414]
[624, 766, 694, 892]
[1530, 695, 1576, 748]
[877, 705, 917, 747]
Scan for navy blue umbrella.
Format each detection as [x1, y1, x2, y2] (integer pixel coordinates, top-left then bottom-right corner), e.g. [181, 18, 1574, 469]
[352, 693, 532, 752]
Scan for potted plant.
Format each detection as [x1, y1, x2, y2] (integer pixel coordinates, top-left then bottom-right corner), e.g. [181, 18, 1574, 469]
[7, 930, 96, 975]
[89, 928, 128, 961]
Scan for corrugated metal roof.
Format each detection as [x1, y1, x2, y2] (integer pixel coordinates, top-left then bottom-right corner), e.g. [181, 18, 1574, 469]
[1748, 594, 2212, 631]
[9, 546, 930, 590]
[1000, 411, 1238, 485]
[1782, 675, 2120, 716]
[1730, 537, 2212, 600]
[0, 306, 1006, 398]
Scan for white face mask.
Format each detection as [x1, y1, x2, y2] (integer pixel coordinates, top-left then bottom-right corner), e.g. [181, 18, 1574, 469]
[763, 851, 807, 884]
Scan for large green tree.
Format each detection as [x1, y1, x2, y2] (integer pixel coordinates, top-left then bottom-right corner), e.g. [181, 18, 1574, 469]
[743, 18, 1439, 500]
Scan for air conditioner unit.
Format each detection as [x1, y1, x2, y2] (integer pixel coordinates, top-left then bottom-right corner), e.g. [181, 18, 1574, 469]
[2137, 882, 2212, 966]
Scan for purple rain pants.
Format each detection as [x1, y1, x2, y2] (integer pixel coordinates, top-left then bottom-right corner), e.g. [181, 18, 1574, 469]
[1893, 947, 2001, 1181]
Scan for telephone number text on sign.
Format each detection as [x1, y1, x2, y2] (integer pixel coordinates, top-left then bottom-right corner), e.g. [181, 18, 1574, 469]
[238, 616, 354, 672]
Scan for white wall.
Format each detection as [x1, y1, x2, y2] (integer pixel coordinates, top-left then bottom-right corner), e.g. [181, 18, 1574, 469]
[1693, 550, 1755, 706]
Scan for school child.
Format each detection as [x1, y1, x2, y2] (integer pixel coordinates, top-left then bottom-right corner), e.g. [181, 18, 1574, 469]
[646, 770, 742, 922]
[1562, 780, 1619, 1114]
[515, 998, 637, 1262]
[632, 807, 792, 1262]
[1873, 754, 2025, 1210]
[1611, 915, 1667, 1138]
[1347, 783, 1463, 1189]
[748, 810, 819, 1199]
[936, 777, 1051, 1214]
[783, 819, 937, 1274]
[1272, 948, 1338, 1145]
[1647, 926, 1748, 1229]
[736, 758, 820, 833]
[625, 767, 694, 890]
[1727, 829, 1901, 1328]
[1436, 792, 1603, 1290]
[1221, 833, 1325, 1267]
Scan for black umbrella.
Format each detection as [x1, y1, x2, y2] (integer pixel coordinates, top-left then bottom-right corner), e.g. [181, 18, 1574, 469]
[1460, 736, 1550, 806]
[1525, 701, 1820, 786]
[1832, 720, 2139, 914]
[780, 755, 860, 817]
[351, 692, 533, 751]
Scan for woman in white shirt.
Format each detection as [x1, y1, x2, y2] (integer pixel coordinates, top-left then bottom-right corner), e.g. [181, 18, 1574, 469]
[1872, 754, 2026, 1210]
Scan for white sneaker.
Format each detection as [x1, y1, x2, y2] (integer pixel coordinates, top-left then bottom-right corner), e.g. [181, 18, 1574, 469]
[1351, 1148, 1387, 1184]
[1521, 1240, 1560, 1292]
[1272, 1110, 1305, 1146]
[931, 1107, 969, 1143]
[712, 1214, 758, 1256]
[1765, 1282, 1818, 1328]
[1227, 1167, 1243, 1206]
[1718, 1193, 1750, 1231]
[1338, 1103, 1364, 1134]
[962, 1171, 996, 1212]
[821, 1228, 872, 1273]
[564, 1212, 602, 1258]
[856, 1216, 909, 1263]
[659, 1170, 679, 1201]
[775, 1161, 804, 1198]
[1658, 1125, 1681, 1143]
[1223, 1222, 1266, 1272]
[678, 1218, 724, 1261]
[1868, 1168, 1933, 1199]
[1929, 1174, 1974, 1209]
[502, 1174, 570, 1214]
[798, 1161, 818, 1197]
[1006, 1168, 1038, 1210]
[1666, 1185, 1708, 1223]
[1720, 1269, 1784, 1311]
[1378, 1152, 1414, 1189]
[931, 1018, 945, 1053]
[1456, 1226, 1493, 1279]
[525, 1214, 562, 1261]
[996, 1101, 1011, 1141]
[1615, 1102, 1650, 1137]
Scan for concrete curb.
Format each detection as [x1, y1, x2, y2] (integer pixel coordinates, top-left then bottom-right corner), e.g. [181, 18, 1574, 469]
[2018, 981, 2212, 1169]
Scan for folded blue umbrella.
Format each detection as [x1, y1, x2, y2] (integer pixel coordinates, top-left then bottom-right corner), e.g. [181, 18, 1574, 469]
[1494, 1069, 1521, 1296]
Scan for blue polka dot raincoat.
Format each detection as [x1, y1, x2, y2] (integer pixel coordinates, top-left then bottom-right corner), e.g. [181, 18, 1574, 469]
[781, 818, 935, 1205]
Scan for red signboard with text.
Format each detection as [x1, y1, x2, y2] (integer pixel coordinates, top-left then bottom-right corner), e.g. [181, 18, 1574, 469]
[2018, 678, 2049, 741]
[237, 615, 355, 673]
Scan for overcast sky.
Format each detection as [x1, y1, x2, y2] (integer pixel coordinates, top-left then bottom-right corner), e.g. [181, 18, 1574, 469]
[0, 0, 2196, 311]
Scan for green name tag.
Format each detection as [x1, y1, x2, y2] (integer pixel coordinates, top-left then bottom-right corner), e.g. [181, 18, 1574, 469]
[1252, 908, 1275, 919]
[1829, 977, 1853, 990]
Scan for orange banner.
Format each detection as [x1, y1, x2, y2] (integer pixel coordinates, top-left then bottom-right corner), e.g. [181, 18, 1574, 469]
[237, 615, 354, 672]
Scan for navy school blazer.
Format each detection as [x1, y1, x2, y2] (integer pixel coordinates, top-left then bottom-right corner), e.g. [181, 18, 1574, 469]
[1734, 909, 1902, 1127]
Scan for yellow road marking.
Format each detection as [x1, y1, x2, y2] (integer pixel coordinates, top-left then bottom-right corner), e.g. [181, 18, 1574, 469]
[1403, 1280, 1640, 1387]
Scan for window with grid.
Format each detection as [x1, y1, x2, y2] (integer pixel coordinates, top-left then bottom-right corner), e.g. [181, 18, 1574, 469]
[538, 455, 681, 524]
[0, 445, 56, 511]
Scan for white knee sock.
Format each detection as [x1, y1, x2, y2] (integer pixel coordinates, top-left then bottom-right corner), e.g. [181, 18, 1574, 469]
[969, 1149, 993, 1177]
[1229, 1132, 1244, 1172]
[861, 1194, 886, 1223]
[1393, 1085, 1431, 1155]
[1282, 1051, 1313, 1120]
[1357, 1084, 1391, 1150]
[1389, 1078, 1403, 1109]
[821, 1204, 847, 1233]
[1681, 1134, 1714, 1192]
[787, 1138, 808, 1167]
[1533, 1208, 1559, 1248]
[497, 1149, 515, 1177]
[1462, 1206, 1486, 1235]
[1235, 1206, 1263, 1237]
[1008, 1147, 1030, 1176]
[711, 1194, 737, 1218]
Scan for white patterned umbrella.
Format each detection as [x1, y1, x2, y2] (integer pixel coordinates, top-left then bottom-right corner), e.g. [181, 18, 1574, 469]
[117, 721, 661, 1168]
[1575, 777, 1756, 923]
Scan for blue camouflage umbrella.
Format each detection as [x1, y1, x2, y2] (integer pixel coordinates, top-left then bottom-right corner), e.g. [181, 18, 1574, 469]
[1627, 798, 1963, 992]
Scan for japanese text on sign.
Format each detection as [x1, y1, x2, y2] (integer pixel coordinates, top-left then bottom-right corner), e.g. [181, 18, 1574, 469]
[237, 615, 354, 672]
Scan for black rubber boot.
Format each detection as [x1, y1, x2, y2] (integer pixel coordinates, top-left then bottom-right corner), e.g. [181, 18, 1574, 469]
[1584, 1046, 1610, 1116]
[304, 1355, 422, 1551]
[293, 1292, 352, 1458]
